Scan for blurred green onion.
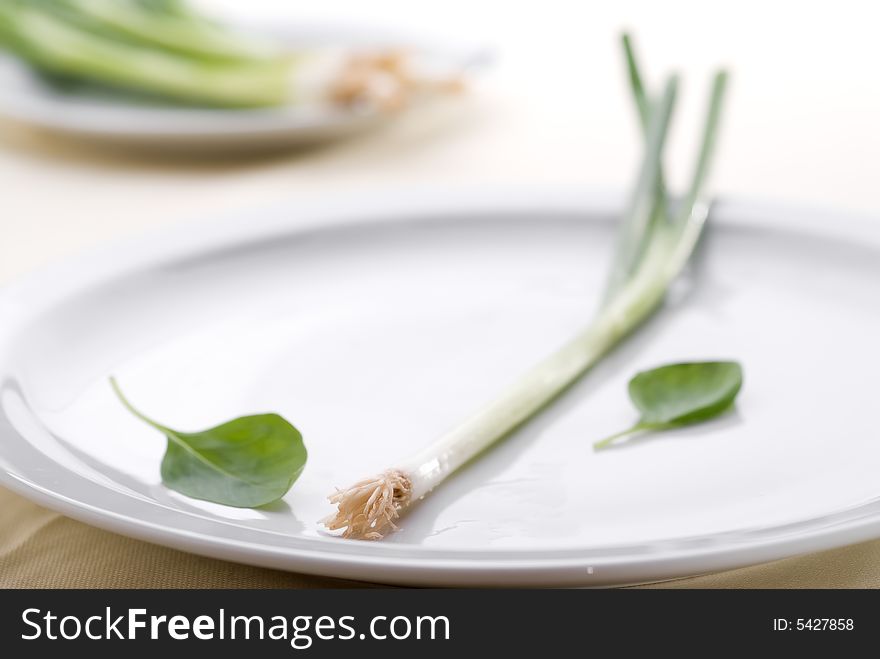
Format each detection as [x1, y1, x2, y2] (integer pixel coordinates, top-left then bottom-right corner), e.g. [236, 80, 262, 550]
[0, 0, 294, 107]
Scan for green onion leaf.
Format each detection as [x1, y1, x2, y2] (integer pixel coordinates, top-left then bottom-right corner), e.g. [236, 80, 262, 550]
[0, 0, 292, 107]
[603, 73, 678, 301]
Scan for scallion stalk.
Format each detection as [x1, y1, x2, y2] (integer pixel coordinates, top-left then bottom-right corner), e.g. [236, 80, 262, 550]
[0, 1, 465, 109]
[0, 0, 292, 107]
[52, 0, 281, 62]
[325, 37, 729, 540]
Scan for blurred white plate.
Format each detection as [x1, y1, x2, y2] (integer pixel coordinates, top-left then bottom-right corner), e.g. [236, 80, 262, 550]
[0, 24, 482, 152]
[1, 189, 879, 586]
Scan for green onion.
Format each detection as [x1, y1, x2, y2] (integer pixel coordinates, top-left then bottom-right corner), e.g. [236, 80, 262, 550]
[0, 0, 293, 107]
[324, 35, 729, 540]
[50, 0, 281, 62]
[0, 1, 466, 109]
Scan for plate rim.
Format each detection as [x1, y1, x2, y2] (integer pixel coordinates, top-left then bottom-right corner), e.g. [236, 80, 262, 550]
[2, 187, 879, 586]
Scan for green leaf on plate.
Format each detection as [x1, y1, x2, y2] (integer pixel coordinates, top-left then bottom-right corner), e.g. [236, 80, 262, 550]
[593, 361, 743, 450]
[110, 377, 307, 507]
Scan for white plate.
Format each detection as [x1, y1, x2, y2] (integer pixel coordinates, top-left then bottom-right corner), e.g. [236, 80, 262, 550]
[0, 24, 480, 152]
[1, 189, 879, 587]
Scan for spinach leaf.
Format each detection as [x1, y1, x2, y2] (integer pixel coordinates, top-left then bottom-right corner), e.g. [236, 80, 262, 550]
[593, 361, 742, 450]
[111, 378, 307, 507]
